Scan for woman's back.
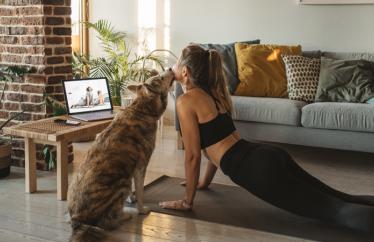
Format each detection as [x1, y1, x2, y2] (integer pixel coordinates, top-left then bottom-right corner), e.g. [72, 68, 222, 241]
[180, 88, 240, 166]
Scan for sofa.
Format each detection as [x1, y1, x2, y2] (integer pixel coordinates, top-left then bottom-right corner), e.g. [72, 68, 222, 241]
[174, 51, 374, 153]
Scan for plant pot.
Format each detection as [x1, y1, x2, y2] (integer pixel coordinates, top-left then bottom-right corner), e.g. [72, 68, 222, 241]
[0, 143, 11, 178]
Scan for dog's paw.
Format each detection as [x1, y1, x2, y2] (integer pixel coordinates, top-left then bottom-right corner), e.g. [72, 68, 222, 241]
[126, 194, 137, 204]
[138, 206, 151, 215]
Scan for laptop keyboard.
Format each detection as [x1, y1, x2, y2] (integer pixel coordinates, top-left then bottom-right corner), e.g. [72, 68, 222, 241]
[71, 111, 114, 121]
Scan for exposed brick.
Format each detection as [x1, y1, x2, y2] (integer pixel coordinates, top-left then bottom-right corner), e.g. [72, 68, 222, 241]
[42, 0, 65, 5]
[54, 85, 63, 93]
[21, 84, 44, 94]
[4, 102, 20, 111]
[10, 111, 32, 121]
[0, 7, 14, 16]
[47, 75, 64, 84]
[50, 93, 65, 102]
[0, 111, 9, 119]
[45, 17, 64, 25]
[53, 27, 71, 36]
[6, 46, 26, 54]
[0, 27, 8, 35]
[46, 36, 64, 44]
[65, 36, 71, 45]
[16, 6, 43, 15]
[6, 93, 29, 102]
[46, 56, 64, 64]
[43, 66, 53, 74]
[42, 6, 52, 15]
[54, 65, 71, 74]
[26, 46, 44, 55]
[0, 36, 18, 44]
[54, 46, 71, 55]
[30, 0, 43, 4]
[1, 54, 23, 63]
[26, 26, 44, 35]
[22, 16, 44, 25]
[65, 56, 72, 63]
[25, 75, 45, 84]
[44, 47, 52, 55]
[44, 85, 53, 93]
[30, 95, 44, 103]
[0, 17, 20, 25]
[65, 17, 71, 25]
[44, 26, 52, 34]
[24, 55, 44, 65]
[21, 36, 44, 45]
[1, 0, 29, 6]
[21, 103, 45, 113]
[8, 26, 26, 35]
[54, 6, 71, 15]
[7, 84, 20, 92]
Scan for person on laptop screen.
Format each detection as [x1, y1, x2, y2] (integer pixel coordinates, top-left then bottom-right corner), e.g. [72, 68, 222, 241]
[63, 78, 114, 121]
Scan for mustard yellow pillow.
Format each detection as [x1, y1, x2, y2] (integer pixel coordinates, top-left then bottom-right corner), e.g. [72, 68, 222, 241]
[234, 43, 302, 97]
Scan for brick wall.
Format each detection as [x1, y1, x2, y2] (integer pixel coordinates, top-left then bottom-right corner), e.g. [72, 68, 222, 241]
[0, 0, 73, 169]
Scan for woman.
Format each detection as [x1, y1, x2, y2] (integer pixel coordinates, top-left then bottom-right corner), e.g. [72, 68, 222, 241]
[159, 44, 374, 233]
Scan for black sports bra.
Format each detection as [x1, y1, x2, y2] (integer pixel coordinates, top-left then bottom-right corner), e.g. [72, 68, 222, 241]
[198, 112, 236, 149]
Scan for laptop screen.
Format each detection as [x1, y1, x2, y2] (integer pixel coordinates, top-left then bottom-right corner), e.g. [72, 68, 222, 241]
[63, 78, 113, 114]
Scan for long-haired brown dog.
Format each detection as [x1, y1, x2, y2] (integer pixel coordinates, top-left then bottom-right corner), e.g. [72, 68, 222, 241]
[67, 69, 174, 242]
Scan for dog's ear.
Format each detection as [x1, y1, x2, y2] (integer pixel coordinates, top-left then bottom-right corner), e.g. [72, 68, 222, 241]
[127, 84, 142, 93]
[149, 69, 159, 77]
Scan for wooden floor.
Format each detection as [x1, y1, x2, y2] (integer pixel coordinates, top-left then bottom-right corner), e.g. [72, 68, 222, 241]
[1, 125, 374, 242]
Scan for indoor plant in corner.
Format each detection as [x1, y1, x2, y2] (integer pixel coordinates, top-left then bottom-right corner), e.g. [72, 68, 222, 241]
[72, 19, 166, 106]
[0, 65, 32, 178]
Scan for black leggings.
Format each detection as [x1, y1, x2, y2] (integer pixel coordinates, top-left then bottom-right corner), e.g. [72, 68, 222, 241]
[220, 139, 374, 233]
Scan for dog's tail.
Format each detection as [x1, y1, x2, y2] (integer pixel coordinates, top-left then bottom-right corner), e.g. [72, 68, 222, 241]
[70, 222, 106, 242]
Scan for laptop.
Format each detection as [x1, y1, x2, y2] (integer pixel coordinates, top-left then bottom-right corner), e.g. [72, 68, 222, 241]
[62, 77, 115, 122]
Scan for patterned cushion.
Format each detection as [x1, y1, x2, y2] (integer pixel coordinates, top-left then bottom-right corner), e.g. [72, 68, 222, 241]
[282, 55, 320, 102]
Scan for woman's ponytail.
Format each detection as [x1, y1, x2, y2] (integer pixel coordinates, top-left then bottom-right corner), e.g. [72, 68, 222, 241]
[179, 45, 234, 115]
[207, 49, 233, 115]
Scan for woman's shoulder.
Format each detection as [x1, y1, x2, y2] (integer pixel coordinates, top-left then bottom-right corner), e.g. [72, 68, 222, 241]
[178, 90, 206, 106]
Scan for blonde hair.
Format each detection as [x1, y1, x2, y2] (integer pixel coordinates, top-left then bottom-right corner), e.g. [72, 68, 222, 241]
[179, 44, 233, 115]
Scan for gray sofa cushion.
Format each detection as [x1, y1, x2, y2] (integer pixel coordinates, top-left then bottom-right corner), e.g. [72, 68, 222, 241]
[198, 39, 260, 94]
[302, 50, 322, 59]
[232, 96, 307, 126]
[322, 52, 374, 62]
[301, 102, 374, 132]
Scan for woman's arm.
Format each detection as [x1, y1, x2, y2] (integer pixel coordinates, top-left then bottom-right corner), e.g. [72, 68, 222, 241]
[159, 94, 201, 210]
[200, 150, 217, 189]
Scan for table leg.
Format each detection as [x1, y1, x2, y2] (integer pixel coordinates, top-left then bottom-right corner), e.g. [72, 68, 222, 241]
[57, 141, 68, 201]
[25, 138, 37, 193]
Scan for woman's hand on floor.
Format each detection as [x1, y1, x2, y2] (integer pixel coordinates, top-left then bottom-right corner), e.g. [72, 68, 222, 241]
[179, 180, 209, 190]
[159, 200, 192, 211]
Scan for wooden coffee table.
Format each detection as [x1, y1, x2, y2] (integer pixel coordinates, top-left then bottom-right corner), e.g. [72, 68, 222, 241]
[3, 115, 114, 200]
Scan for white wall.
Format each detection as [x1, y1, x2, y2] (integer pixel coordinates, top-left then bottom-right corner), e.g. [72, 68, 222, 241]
[90, 0, 374, 57]
[89, 0, 138, 57]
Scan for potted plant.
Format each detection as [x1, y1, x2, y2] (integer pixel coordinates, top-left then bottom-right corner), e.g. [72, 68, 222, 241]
[0, 65, 32, 178]
[72, 19, 166, 106]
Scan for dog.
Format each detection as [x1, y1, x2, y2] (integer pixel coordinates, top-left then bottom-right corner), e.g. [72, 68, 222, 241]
[67, 69, 175, 242]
